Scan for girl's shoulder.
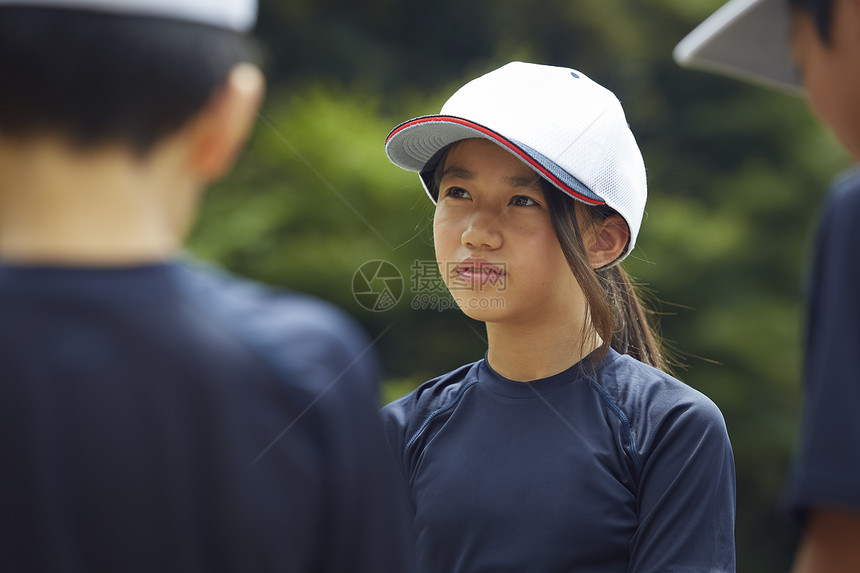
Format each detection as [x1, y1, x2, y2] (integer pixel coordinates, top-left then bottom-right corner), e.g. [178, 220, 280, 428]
[381, 360, 482, 434]
[588, 351, 733, 495]
[595, 350, 729, 441]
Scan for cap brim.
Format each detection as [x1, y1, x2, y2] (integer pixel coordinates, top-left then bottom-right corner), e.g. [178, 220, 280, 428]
[673, 0, 803, 95]
[385, 115, 604, 205]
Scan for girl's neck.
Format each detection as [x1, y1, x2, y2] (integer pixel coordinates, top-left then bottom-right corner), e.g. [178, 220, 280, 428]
[485, 318, 601, 382]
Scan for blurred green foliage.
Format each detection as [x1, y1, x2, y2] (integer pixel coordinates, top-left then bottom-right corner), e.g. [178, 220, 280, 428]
[187, 0, 852, 570]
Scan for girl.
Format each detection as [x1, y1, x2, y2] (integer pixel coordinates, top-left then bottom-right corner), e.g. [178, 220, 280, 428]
[382, 62, 736, 572]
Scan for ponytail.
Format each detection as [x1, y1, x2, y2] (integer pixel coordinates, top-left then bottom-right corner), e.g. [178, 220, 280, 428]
[596, 265, 666, 371]
[541, 179, 668, 373]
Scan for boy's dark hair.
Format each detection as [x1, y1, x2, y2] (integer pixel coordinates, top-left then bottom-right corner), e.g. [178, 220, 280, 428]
[789, 0, 834, 43]
[0, 7, 256, 154]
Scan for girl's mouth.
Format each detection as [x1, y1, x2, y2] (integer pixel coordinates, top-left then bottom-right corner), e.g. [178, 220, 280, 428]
[454, 258, 506, 287]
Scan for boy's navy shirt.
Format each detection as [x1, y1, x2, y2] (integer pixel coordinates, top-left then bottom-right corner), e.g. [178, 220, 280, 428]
[785, 168, 860, 517]
[383, 349, 736, 573]
[0, 259, 413, 572]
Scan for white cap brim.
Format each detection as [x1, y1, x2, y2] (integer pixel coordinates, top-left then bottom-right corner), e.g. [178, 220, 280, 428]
[385, 115, 603, 205]
[673, 0, 803, 94]
[0, 0, 257, 31]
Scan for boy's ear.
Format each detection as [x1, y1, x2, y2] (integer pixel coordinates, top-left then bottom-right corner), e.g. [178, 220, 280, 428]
[186, 63, 265, 183]
[586, 214, 629, 269]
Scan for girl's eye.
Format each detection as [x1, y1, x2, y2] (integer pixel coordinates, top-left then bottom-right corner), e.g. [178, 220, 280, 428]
[510, 195, 538, 207]
[443, 187, 471, 200]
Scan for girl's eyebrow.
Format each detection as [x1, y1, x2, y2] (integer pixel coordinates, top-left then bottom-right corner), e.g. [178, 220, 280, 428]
[504, 175, 541, 189]
[440, 166, 473, 180]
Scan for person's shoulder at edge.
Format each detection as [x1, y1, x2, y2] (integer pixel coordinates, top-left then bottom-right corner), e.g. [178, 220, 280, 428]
[805, 165, 860, 287]
[823, 166, 860, 225]
[171, 261, 416, 571]
[831, 165, 860, 192]
[173, 256, 379, 393]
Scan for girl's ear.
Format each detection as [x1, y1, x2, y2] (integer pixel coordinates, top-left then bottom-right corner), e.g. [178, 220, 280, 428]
[586, 214, 629, 269]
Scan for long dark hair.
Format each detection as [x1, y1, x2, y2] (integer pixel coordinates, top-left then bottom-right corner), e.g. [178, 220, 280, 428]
[430, 141, 668, 372]
[540, 179, 667, 371]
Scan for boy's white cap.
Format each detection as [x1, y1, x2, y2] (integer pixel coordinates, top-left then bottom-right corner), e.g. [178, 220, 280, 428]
[385, 61, 647, 262]
[673, 0, 802, 93]
[0, 0, 257, 31]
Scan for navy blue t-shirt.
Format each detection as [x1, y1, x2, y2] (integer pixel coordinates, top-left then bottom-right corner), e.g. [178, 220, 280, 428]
[0, 259, 413, 572]
[383, 348, 736, 572]
[784, 168, 860, 517]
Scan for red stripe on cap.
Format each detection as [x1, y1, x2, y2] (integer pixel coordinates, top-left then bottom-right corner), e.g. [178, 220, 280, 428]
[386, 115, 605, 206]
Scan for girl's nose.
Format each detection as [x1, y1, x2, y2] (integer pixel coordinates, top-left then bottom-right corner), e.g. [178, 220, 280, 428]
[461, 210, 503, 251]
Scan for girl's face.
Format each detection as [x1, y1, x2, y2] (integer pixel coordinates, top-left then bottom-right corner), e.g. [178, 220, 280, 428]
[433, 138, 587, 326]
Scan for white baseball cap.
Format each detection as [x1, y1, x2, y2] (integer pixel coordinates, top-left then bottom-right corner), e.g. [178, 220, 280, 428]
[673, 0, 802, 94]
[385, 61, 647, 262]
[0, 0, 257, 31]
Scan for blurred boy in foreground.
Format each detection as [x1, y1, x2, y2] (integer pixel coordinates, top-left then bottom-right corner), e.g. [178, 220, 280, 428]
[0, 1, 412, 571]
[675, 0, 860, 571]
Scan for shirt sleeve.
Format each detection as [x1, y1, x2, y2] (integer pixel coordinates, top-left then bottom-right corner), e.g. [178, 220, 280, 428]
[784, 171, 860, 517]
[628, 394, 737, 573]
[380, 393, 417, 482]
